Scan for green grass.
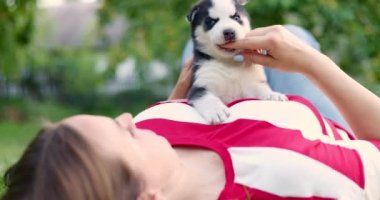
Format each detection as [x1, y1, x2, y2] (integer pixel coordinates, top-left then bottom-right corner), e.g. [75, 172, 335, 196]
[0, 100, 79, 196]
[0, 121, 40, 194]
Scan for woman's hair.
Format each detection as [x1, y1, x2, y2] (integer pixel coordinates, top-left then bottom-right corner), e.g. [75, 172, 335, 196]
[1, 123, 143, 200]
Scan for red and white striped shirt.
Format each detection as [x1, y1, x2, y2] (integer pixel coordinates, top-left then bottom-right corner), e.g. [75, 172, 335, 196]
[134, 96, 380, 200]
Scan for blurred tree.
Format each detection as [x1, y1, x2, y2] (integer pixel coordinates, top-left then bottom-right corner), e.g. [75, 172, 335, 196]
[98, 0, 193, 88]
[246, 0, 380, 93]
[99, 0, 380, 94]
[0, 0, 37, 81]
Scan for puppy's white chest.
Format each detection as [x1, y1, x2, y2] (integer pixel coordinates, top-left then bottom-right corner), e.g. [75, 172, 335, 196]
[194, 61, 267, 103]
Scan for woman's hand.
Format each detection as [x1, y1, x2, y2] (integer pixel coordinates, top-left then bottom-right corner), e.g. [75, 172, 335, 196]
[224, 25, 380, 140]
[223, 25, 323, 74]
[168, 58, 193, 100]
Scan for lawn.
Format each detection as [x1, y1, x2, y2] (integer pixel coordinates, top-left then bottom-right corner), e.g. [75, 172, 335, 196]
[0, 100, 79, 196]
[0, 121, 40, 194]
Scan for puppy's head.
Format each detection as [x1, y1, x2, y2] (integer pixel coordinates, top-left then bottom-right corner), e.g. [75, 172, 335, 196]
[187, 0, 251, 60]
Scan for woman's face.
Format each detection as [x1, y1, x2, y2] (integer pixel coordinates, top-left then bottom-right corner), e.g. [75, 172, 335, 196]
[62, 113, 181, 188]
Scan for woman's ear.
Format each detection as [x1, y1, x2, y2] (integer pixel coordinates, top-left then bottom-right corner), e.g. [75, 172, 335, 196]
[137, 191, 166, 200]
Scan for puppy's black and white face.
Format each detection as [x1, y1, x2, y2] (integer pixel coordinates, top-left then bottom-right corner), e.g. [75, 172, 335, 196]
[187, 0, 251, 59]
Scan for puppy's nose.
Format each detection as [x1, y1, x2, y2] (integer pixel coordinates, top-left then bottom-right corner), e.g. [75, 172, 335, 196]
[223, 29, 236, 42]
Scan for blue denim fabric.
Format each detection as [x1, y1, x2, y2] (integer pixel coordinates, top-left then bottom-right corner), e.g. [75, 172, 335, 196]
[180, 25, 350, 130]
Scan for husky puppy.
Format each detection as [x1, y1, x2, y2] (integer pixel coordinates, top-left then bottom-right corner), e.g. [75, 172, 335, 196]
[186, 0, 287, 124]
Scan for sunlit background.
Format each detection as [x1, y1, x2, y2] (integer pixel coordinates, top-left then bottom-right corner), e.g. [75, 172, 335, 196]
[1, 0, 380, 194]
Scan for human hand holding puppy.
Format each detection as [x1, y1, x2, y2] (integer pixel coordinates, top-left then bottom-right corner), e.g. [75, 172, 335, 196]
[222, 25, 323, 74]
[224, 25, 380, 140]
[168, 24, 315, 100]
[170, 25, 380, 139]
[169, 25, 325, 101]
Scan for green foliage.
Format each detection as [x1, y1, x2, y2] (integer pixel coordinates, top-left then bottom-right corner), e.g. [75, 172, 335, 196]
[99, 0, 380, 94]
[48, 49, 103, 94]
[100, 0, 191, 61]
[67, 88, 165, 117]
[248, 0, 380, 92]
[99, 0, 194, 85]
[0, 2, 109, 105]
[2, 0, 379, 100]
[0, 0, 37, 80]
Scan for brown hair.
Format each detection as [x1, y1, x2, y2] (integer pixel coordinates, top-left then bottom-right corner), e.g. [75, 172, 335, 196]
[2, 124, 143, 200]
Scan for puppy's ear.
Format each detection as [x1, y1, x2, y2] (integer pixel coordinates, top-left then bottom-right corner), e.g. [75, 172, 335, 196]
[186, 6, 199, 23]
[237, 0, 248, 5]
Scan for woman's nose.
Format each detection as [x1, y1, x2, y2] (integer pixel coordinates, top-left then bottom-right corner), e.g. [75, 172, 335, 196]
[115, 113, 136, 131]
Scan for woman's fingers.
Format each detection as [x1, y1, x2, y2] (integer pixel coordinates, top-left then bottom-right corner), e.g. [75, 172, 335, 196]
[222, 35, 269, 50]
[224, 25, 287, 51]
[245, 25, 284, 37]
[242, 51, 275, 68]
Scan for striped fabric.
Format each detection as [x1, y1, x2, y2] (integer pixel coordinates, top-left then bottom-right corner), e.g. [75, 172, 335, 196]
[134, 96, 380, 200]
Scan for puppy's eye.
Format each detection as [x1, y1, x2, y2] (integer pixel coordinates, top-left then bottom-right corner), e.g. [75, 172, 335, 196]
[231, 12, 241, 21]
[204, 17, 218, 28]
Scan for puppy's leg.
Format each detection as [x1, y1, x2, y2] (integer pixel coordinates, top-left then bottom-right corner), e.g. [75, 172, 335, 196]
[188, 86, 230, 124]
[254, 82, 288, 101]
[250, 65, 288, 101]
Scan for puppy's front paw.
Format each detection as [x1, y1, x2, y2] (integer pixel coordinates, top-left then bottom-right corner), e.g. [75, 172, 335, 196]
[203, 102, 230, 124]
[193, 99, 230, 124]
[260, 91, 288, 101]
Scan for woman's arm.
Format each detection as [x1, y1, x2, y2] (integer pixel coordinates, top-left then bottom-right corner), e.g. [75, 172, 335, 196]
[305, 53, 380, 140]
[223, 25, 380, 140]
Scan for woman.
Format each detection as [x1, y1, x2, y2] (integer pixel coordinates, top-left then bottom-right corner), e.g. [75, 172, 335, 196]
[2, 25, 380, 200]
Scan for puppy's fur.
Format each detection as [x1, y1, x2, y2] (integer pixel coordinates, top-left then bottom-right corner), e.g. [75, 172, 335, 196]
[187, 0, 287, 124]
